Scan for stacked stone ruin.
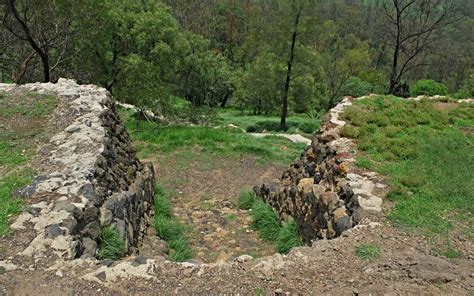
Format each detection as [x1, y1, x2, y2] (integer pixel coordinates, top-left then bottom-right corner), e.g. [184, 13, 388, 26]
[255, 97, 384, 243]
[1, 79, 155, 259]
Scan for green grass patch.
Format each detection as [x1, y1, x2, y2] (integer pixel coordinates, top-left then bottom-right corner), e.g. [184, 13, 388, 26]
[0, 91, 59, 235]
[342, 96, 474, 237]
[216, 107, 320, 135]
[97, 226, 125, 260]
[277, 219, 303, 254]
[153, 185, 192, 262]
[433, 245, 462, 260]
[238, 189, 256, 210]
[0, 171, 31, 235]
[0, 92, 58, 118]
[355, 243, 380, 261]
[120, 109, 306, 165]
[224, 213, 238, 222]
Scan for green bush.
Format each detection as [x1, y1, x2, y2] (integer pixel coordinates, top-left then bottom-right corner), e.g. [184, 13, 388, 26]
[411, 79, 448, 96]
[340, 77, 374, 97]
[277, 220, 302, 254]
[238, 190, 255, 210]
[97, 226, 125, 260]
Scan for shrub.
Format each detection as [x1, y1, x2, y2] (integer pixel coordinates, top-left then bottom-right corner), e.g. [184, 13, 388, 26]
[411, 79, 448, 96]
[238, 190, 256, 210]
[277, 220, 302, 254]
[355, 243, 380, 261]
[250, 200, 280, 241]
[97, 226, 125, 260]
[340, 77, 374, 97]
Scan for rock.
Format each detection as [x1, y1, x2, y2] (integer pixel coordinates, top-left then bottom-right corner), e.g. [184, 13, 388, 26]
[45, 224, 64, 239]
[96, 271, 107, 282]
[235, 254, 254, 263]
[82, 237, 98, 257]
[297, 178, 313, 194]
[275, 288, 284, 295]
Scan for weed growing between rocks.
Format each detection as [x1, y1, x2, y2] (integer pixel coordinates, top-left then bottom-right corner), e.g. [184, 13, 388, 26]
[355, 243, 380, 261]
[97, 226, 125, 260]
[239, 190, 302, 254]
[153, 186, 192, 262]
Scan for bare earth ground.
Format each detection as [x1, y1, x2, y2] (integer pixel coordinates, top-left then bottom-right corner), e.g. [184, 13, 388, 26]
[140, 150, 281, 263]
[1, 221, 473, 295]
[1, 93, 473, 295]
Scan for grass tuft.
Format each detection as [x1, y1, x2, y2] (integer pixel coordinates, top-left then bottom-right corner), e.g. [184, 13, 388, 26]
[277, 220, 303, 254]
[238, 189, 255, 210]
[355, 243, 380, 261]
[97, 226, 125, 260]
[250, 199, 281, 242]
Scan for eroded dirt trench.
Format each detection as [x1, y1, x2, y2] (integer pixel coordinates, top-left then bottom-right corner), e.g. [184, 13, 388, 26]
[138, 150, 284, 263]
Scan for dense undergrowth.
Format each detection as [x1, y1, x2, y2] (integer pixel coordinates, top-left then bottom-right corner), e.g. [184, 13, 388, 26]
[119, 108, 306, 165]
[341, 96, 473, 253]
[238, 190, 302, 254]
[154, 186, 193, 262]
[0, 91, 58, 236]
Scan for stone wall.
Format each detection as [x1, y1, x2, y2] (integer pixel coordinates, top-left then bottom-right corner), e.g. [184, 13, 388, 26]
[2, 79, 155, 259]
[255, 97, 384, 243]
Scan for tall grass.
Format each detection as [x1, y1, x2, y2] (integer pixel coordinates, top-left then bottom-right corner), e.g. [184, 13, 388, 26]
[239, 190, 303, 253]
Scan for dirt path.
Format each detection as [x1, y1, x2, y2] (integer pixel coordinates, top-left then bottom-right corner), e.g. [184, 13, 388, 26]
[139, 150, 283, 263]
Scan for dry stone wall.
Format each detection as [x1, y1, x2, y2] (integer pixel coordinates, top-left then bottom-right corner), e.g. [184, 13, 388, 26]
[1, 79, 155, 260]
[255, 97, 385, 243]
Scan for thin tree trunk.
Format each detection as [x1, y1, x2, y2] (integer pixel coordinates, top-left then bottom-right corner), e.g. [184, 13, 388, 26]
[6, 0, 50, 82]
[12, 51, 36, 83]
[280, 7, 301, 130]
[388, 5, 401, 94]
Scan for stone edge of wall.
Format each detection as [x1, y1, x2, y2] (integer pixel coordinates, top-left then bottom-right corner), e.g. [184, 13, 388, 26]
[1, 78, 155, 260]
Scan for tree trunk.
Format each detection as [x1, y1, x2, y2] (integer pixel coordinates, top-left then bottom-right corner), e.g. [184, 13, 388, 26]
[41, 55, 50, 83]
[12, 51, 36, 83]
[388, 6, 401, 95]
[6, 0, 50, 82]
[220, 92, 230, 107]
[280, 7, 301, 131]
